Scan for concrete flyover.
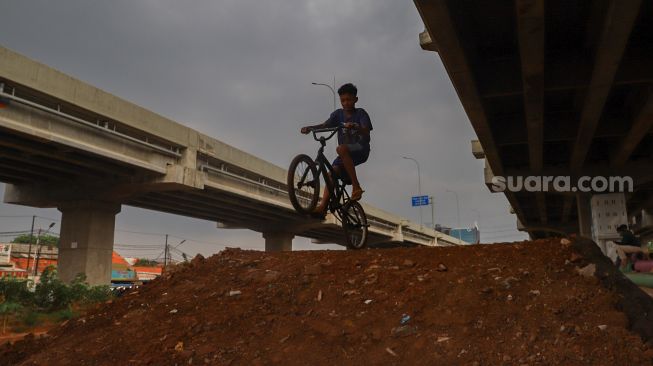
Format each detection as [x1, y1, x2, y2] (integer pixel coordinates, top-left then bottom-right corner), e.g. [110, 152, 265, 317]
[0, 46, 464, 285]
[414, 0, 653, 238]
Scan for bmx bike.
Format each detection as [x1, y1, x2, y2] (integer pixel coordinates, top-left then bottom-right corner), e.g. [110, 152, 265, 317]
[287, 126, 368, 249]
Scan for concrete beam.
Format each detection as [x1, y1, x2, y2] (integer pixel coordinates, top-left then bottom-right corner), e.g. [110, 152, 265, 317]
[516, 0, 546, 224]
[471, 140, 484, 159]
[0, 102, 172, 174]
[57, 200, 121, 285]
[516, 0, 545, 172]
[419, 30, 437, 52]
[576, 194, 593, 238]
[414, 0, 504, 176]
[612, 88, 653, 166]
[570, 0, 642, 171]
[262, 231, 294, 252]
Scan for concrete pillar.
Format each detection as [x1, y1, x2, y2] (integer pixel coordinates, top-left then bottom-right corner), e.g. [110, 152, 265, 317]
[57, 201, 121, 285]
[262, 231, 294, 252]
[576, 193, 592, 239]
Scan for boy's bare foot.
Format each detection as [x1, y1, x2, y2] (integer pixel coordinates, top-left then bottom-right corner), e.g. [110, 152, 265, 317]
[351, 187, 364, 201]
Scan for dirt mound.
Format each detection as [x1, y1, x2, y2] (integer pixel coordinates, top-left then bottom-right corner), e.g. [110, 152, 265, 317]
[2, 238, 653, 365]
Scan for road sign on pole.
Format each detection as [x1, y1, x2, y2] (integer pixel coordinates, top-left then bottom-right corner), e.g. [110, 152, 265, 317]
[411, 195, 430, 207]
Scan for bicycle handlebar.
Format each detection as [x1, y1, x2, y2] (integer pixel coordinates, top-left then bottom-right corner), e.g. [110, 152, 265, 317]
[310, 126, 341, 142]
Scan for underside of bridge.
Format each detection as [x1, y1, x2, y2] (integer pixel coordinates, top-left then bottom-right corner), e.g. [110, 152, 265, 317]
[415, 0, 653, 238]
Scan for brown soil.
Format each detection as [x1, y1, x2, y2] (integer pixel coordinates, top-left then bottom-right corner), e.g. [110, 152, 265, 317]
[2, 238, 653, 365]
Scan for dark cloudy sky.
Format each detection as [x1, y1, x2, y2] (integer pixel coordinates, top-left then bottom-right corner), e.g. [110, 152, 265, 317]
[0, 0, 528, 259]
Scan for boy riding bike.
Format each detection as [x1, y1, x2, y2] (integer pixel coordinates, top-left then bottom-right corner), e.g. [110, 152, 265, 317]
[300, 83, 373, 217]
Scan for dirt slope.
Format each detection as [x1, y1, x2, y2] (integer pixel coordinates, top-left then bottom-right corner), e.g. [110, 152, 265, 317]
[2, 238, 653, 365]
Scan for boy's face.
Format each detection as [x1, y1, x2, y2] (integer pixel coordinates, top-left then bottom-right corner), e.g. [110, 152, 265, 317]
[339, 93, 358, 111]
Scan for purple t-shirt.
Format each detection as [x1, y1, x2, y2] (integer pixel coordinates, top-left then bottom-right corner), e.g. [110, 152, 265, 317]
[325, 108, 373, 149]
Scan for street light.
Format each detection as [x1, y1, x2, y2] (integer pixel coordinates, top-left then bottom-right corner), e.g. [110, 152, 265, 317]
[403, 156, 423, 227]
[311, 81, 337, 111]
[446, 189, 462, 242]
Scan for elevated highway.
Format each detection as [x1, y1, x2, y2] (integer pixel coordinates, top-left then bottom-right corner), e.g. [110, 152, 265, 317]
[0, 46, 463, 284]
[415, 0, 653, 238]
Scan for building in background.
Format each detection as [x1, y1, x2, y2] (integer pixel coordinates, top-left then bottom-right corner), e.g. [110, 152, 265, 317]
[0, 243, 27, 278]
[435, 226, 480, 244]
[590, 193, 629, 262]
[0, 242, 161, 284]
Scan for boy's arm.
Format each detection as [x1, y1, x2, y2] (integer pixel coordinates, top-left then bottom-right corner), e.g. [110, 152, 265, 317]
[301, 112, 337, 134]
[350, 110, 372, 135]
[301, 120, 332, 134]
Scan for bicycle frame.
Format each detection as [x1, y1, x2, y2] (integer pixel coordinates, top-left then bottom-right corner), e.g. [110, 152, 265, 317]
[310, 128, 351, 213]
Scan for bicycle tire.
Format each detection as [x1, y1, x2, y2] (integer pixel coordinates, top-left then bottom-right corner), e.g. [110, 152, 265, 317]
[341, 201, 368, 249]
[287, 154, 320, 214]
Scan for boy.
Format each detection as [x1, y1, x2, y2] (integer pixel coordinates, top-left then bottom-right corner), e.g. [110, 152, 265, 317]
[301, 83, 373, 216]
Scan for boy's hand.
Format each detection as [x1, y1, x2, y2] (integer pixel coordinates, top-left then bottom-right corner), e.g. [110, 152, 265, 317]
[300, 126, 311, 134]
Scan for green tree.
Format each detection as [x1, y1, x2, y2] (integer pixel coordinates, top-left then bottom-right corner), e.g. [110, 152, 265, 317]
[12, 234, 59, 247]
[134, 258, 159, 267]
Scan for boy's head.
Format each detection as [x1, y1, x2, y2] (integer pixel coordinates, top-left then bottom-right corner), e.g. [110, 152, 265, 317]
[337, 83, 358, 111]
[617, 224, 629, 233]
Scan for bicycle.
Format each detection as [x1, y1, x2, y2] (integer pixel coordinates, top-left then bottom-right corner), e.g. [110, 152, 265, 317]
[287, 126, 368, 249]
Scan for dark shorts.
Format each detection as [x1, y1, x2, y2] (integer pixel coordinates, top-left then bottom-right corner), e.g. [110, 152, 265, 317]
[332, 143, 370, 168]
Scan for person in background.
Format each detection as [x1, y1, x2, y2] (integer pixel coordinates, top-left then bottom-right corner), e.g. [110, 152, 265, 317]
[614, 224, 642, 269]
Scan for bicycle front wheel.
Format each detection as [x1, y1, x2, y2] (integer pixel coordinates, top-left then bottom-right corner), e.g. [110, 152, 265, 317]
[341, 201, 368, 249]
[287, 154, 320, 214]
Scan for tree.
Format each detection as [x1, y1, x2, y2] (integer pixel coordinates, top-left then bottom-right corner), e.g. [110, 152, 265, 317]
[12, 234, 59, 247]
[134, 258, 159, 267]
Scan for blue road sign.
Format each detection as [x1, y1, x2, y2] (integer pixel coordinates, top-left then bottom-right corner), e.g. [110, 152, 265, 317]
[411, 195, 430, 207]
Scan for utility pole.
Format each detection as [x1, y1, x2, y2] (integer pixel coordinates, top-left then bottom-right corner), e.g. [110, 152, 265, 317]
[163, 234, 169, 270]
[25, 215, 35, 272]
[33, 223, 55, 276]
[32, 228, 41, 276]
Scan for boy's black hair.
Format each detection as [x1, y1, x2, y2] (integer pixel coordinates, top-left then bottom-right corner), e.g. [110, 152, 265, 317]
[337, 83, 358, 96]
[617, 224, 628, 232]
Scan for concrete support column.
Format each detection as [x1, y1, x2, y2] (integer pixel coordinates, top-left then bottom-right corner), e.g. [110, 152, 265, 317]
[262, 231, 294, 252]
[57, 201, 121, 285]
[576, 193, 592, 239]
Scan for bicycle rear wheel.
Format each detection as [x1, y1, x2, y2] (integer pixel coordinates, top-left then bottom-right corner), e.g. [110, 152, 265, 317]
[341, 201, 368, 249]
[287, 154, 320, 214]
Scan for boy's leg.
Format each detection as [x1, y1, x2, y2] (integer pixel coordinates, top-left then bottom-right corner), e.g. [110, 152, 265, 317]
[313, 170, 336, 215]
[336, 144, 363, 200]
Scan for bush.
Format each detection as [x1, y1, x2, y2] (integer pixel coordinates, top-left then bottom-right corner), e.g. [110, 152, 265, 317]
[33, 268, 113, 311]
[0, 277, 33, 306]
[0, 302, 23, 334]
[33, 267, 73, 312]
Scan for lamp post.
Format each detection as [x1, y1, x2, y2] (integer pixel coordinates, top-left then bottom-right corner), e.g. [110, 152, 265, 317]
[403, 156, 423, 227]
[311, 81, 336, 111]
[446, 189, 462, 242]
